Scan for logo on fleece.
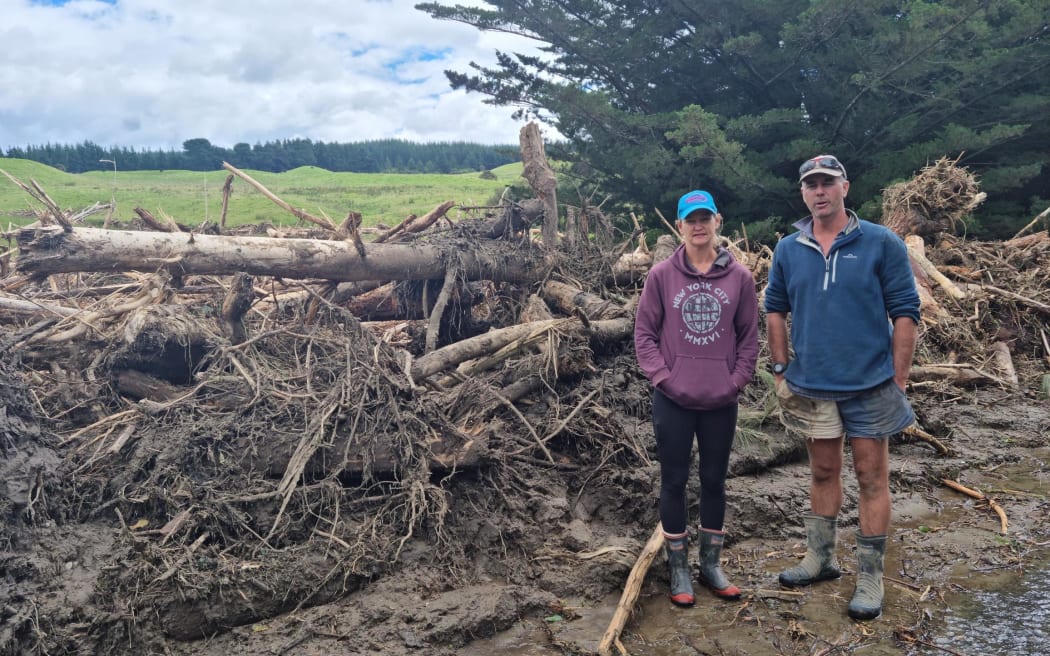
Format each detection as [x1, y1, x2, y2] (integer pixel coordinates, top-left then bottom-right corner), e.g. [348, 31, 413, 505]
[672, 282, 730, 345]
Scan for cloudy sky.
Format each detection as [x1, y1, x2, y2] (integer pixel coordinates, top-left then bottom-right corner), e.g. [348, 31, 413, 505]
[1, 0, 545, 152]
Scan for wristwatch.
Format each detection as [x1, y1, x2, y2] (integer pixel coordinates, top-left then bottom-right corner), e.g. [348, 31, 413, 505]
[770, 362, 788, 375]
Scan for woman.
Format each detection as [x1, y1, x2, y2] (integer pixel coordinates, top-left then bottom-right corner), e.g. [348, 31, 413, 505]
[634, 190, 759, 605]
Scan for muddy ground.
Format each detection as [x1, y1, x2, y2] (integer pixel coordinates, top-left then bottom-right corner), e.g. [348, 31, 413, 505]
[2, 331, 1048, 656]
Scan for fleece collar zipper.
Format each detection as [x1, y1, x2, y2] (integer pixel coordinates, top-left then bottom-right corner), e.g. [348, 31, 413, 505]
[794, 212, 862, 291]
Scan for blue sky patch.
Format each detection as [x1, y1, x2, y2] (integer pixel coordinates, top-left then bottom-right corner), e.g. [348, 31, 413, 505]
[384, 47, 452, 82]
[32, 0, 117, 5]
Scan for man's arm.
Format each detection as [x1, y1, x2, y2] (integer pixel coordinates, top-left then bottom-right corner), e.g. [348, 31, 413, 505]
[891, 316, 917, 391]
[766, 311, 790, 380]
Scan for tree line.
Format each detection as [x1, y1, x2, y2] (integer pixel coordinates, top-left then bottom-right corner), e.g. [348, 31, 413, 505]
[420, 0, 1049, 240]
[1, 138, 518, 176]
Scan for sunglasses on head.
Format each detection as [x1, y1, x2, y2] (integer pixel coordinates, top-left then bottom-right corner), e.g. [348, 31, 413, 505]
[799, 155, 846, 178]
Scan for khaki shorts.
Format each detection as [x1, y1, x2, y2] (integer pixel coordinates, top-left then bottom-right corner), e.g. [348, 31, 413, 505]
[776, 378, 914, 440]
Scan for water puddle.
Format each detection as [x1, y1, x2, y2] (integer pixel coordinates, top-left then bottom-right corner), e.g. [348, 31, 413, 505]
[918, 566, 1050, 656]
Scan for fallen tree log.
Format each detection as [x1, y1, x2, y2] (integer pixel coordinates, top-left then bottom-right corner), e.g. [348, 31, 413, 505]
[541, 279, 628, 321]
[0, 294, 78, 319]
[598, 523, 665, 656]
[909, 364, 1006, 387]
[608, 241, 652, 286]
[15, 225, 547, 284]
[411, 316, 633, 382]
[990, 341, 1019, 388]
[248, 423, 488, 480]
[904, 235, 967, 301]
[114, 304, 215, 384]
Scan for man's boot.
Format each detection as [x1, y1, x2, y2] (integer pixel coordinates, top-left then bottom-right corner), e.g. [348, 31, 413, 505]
[848, 533, 887, 620]
[779, 513, 842, 587]
[696, 528, 741, 600]
[665, 535, 695, 606]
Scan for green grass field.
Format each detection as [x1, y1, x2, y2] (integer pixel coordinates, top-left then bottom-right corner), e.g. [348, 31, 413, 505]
[0, 159, 524, 230]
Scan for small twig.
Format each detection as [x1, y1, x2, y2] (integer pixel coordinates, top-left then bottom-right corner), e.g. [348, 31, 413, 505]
[884, 574, 923, 592]
[60, 409, 138, 444]
[754, 588, 806, 598]
[509, 389, 600, 458]
[941, 479, 1009, 533]
[898, 637, 969, 656]
[901, 424, 950, 455]
[490, 389, 551, 463]
[979, 284, 1050, 316]
[312, 528, 352, 551]
[155, 532, 209, 582]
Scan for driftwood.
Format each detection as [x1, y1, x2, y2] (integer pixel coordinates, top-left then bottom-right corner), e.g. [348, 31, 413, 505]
[134, 207, 181, 233]
[15, 225, 546, 284]
[941, 479, 1009, 533]
[598, 524, 665, 656]
[990, 341, 1019, 388]
[115, 304, 214, 384]
[909, 364, 1005, 387]
[412, 315, 633, 384]
[0, 169, 73, 230]
[0, 294, 78, 319]
[967, 283, 1050, 317]
[253, 422, 487, 479]
[877, 159, 1048, 398]
[223, 161, 337, 231]
[520, 122, 559, 247]
[373, 200, 455, 243]
[115, 369, 186, 403]
[1011, 204, 1050, 240]
[609, 239, 652, 285]
[901, 425, 950, 455]
[903, 236, 950, 322]
[541, 279, 629, 321]
[221, 272, 255, 344]
[904, 235, 967, 301]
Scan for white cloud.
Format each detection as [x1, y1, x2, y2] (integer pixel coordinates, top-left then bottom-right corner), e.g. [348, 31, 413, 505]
[0, 0, 547, 151]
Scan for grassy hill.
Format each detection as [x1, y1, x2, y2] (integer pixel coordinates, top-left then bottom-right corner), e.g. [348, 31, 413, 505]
[0, 159, 524, 230]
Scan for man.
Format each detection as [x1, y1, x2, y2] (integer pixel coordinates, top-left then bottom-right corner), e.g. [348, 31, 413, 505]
[764, 154, 919, 620]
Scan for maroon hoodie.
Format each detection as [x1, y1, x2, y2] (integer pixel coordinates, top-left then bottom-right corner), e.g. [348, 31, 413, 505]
[634, 245, 759, 410]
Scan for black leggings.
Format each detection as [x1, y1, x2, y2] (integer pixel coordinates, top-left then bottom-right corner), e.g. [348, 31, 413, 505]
[652, 389, 738, 534]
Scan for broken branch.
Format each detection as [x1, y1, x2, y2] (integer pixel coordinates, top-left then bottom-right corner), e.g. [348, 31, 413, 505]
[941, 479, 1008, 533]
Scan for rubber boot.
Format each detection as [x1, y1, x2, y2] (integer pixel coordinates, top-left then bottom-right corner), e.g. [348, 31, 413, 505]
[779, 514, 842, 587]
[696, 528, 741, 600]
[848, 533, 887, 620]
[665, 535, 695, 607]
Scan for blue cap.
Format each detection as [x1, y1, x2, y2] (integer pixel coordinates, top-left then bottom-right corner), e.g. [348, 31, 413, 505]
[677, 190, 718, 220]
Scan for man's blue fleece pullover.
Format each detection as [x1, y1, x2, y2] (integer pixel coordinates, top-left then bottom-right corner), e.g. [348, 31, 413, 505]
[763, 212, 920, 392]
